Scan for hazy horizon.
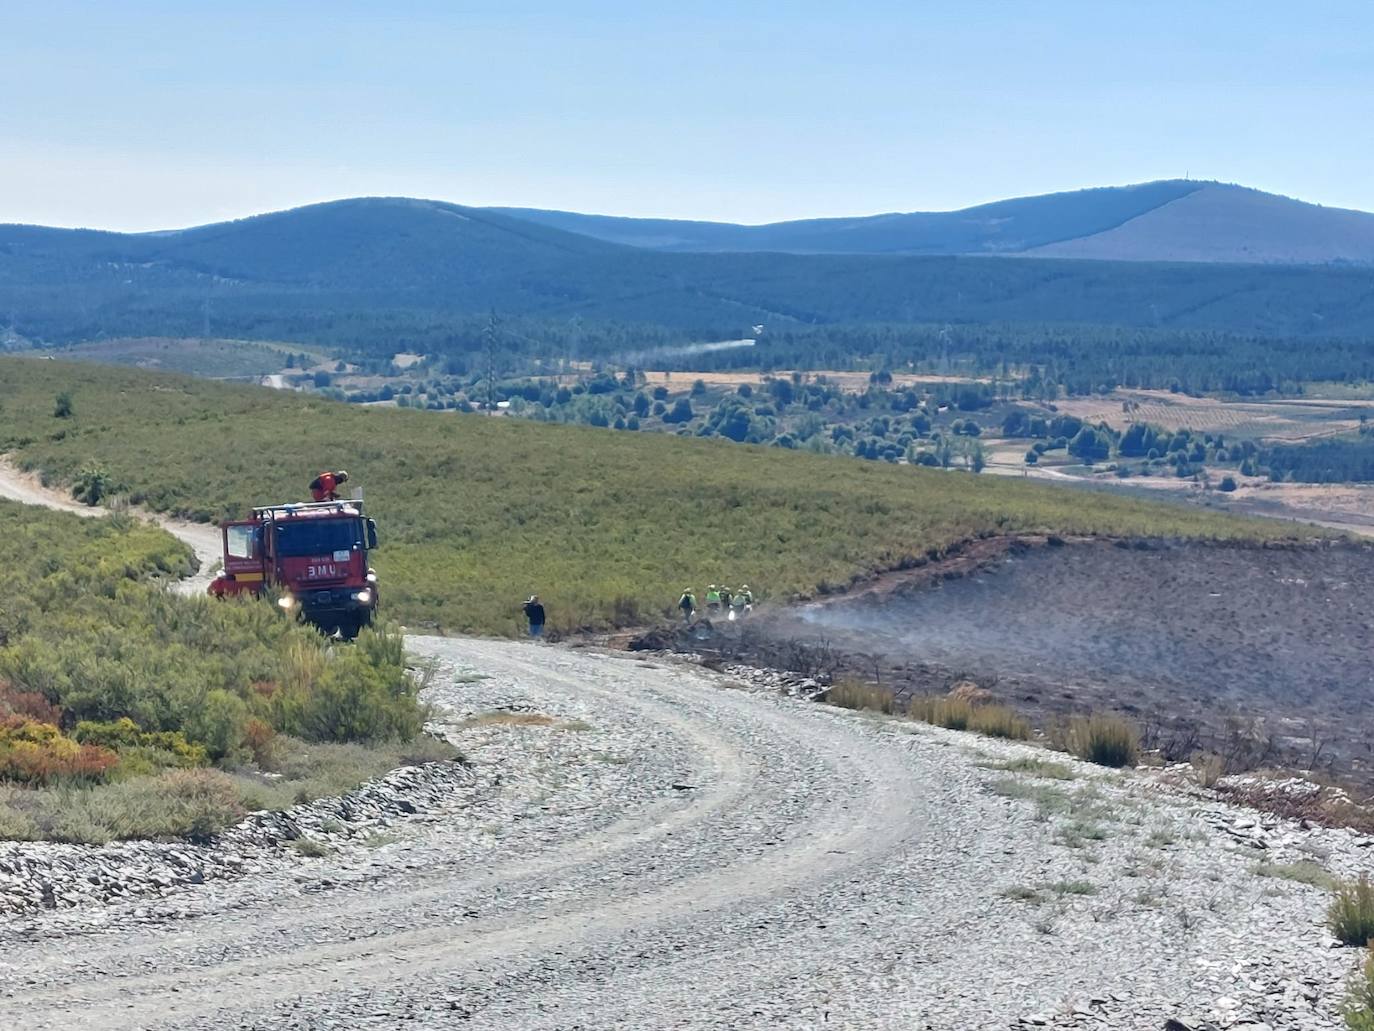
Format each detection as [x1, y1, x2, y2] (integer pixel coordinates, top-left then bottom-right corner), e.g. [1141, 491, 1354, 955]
[4, 1, 1372, 232]
[5, 178, 1371, 236]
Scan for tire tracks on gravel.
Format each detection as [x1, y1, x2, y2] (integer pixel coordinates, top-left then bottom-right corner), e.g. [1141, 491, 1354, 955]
[5, 637, 931, 1029]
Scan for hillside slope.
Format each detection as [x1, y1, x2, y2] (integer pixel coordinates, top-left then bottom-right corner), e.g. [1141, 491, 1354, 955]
[6, 196, 1374, 344]
[493, 180, 1204, 255]
[0, 358, 1288, 634]
[1025, 183, 1374, 264]
[494, 181, 1374, 265]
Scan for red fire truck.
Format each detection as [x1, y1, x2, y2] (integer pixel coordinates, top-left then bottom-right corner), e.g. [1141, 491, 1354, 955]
[208, 499, 379, 638]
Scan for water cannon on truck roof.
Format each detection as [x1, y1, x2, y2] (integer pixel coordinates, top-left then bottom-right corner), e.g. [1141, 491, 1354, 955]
[209, 495, 380, 639]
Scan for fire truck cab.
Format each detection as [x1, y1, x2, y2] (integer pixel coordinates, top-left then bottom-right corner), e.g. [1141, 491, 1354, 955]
[209, 500, 379, 638]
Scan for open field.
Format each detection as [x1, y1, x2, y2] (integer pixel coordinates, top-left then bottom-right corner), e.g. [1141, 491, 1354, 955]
[47, 337, 329, 381]
[1051, 388, 1374, 442]
[766, 538, 1374, 784]
[0, 357, 1294, 635]
[635, 369, 993, 393]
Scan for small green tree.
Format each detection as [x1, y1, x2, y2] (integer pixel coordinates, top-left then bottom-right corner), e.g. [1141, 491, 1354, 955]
[53, 392, 74, 419]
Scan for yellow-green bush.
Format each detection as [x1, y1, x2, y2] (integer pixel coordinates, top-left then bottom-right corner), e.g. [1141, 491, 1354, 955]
[73, 717, 208, 771]
[0, 716, 120, 784]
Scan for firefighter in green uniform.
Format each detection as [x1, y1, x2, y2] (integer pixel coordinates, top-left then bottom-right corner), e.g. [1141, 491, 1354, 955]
[734, 585, 753, 616]
[678, 588, 697, 623]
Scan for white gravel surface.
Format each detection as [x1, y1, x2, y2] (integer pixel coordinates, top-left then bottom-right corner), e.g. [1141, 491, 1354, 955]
[2, 637, 1369, 1030]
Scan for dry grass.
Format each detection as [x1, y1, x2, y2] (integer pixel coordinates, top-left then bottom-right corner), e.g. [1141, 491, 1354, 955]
[457, 711, 557, 729]
[1058, 715, 1139, 768]
[1255, 860, 1339, 892]
[826, 681, 901, 716]
[981, 757, 1076, 780]
[907, 696, 974, 731]
[906, 696, 1030, 740]
[1191, 751, 1225, 788]
[1331, 875, 1374, 947]
[968, 706, 1031, 740]
[1344, 946, 1374, 1030]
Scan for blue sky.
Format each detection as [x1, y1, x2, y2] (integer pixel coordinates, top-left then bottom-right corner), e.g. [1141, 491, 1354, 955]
[3, 1, 1372, 230]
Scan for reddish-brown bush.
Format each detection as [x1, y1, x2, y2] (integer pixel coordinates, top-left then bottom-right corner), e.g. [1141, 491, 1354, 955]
[0, 716, 120, 785]
[243, 718, 277, 767]
[0, 682, 62, 725]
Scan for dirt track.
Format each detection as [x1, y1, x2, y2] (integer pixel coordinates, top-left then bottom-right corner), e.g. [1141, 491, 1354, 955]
[0, 457, 222, 596]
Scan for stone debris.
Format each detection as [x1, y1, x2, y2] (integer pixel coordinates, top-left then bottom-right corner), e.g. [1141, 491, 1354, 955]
[0, 757, 473, 917]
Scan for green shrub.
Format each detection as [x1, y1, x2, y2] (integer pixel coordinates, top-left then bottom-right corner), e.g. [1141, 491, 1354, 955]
[185, 690, 252, 760]
[71, 464, 118, 506]
[272, 629, 423, 744]
[1331, 876, 1374, 948]
[1344, 946, 1374, 1030]
[0, 501, 435, 839]
[73, 718, 208, 768]
[0, 768, 246, 843]
[1062, 715, 1139, 768]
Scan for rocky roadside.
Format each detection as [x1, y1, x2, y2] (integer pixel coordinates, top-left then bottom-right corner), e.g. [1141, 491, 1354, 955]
[0, 755, 475, 920]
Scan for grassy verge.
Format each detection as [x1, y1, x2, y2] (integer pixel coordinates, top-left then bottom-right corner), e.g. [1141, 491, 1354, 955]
[0, 357, 1296, 636]
[0, 500, 450, 842]
[0, 735, 455, 844]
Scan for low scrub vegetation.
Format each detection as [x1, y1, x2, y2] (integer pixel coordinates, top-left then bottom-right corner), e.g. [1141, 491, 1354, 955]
[1331, 876, 1374, 948]
[1255, 860, 1339, 892]
[0, 500, 449, 842]
[1344, 946, 1374, 1030]
[981, 757, 1076, 780]
[0, 359, 1290, 635]
[825, 681, 900, 715]
[907, 696, 1030, 740]
[1059, 715, 1140, 768]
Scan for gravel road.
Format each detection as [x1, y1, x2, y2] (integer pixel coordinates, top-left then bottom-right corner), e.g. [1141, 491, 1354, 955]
[0, 461, 1366, 1029]
[1, 636, 1364, 1030]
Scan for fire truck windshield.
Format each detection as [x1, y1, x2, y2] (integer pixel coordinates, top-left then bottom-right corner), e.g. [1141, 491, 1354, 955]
[274, 518, 364, 558]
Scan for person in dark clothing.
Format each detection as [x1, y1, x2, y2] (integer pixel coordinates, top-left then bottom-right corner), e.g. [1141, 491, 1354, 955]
[523, 595, 546, 638]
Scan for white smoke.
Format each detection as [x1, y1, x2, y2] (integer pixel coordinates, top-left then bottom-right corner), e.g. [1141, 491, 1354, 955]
[619, 338, 757, 365]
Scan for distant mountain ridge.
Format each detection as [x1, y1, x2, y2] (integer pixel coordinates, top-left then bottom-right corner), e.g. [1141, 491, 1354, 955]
[492, 180, 1374, 265]
[5, 190, 1374, 350]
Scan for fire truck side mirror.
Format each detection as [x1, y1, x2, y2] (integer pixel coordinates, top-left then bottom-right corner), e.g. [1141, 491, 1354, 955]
[366, 519, 379, 550]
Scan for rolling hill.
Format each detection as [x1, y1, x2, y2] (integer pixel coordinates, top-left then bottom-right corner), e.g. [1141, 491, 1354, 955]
[5, 195, 1374, 352]
[0, 357, 1289, 633]
[494, 181, 1374, 265]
